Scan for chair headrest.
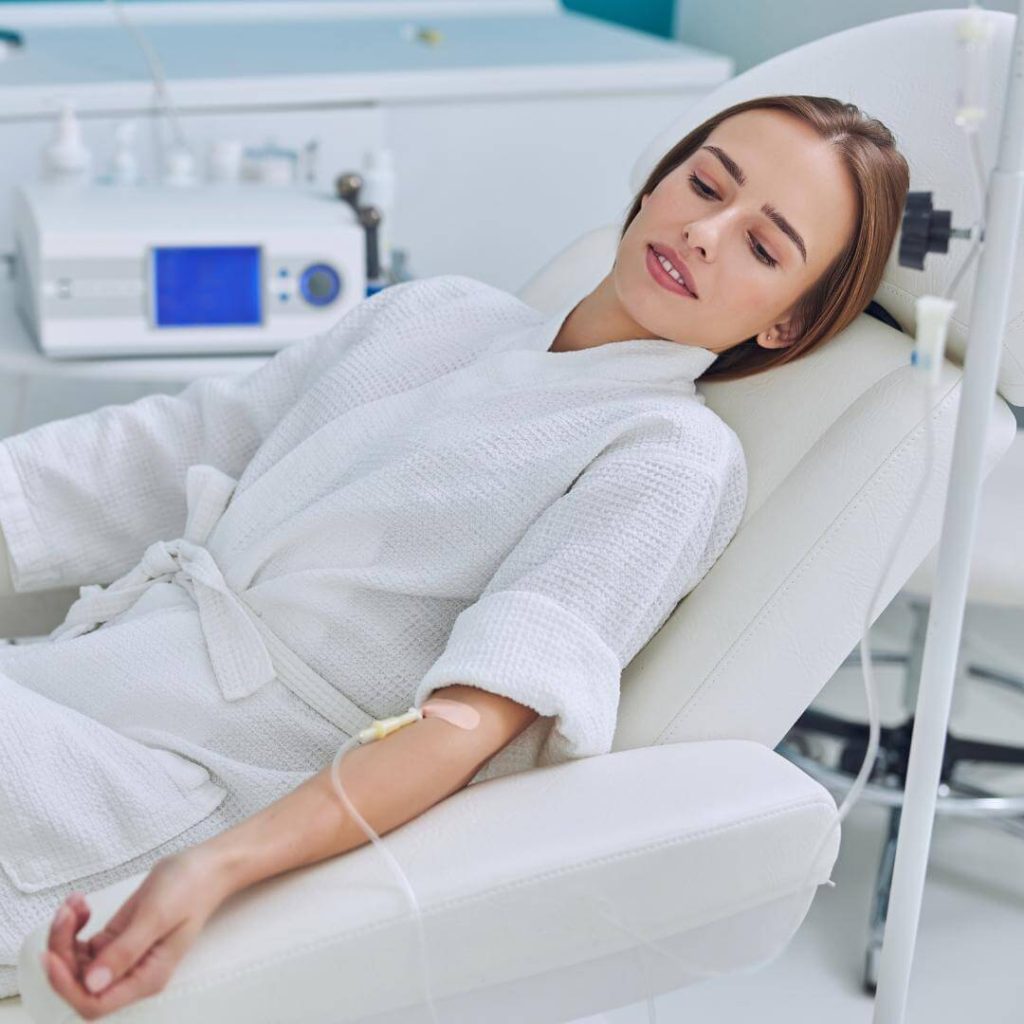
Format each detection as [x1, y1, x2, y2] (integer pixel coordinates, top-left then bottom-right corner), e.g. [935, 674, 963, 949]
[629, 9, 1023, 406]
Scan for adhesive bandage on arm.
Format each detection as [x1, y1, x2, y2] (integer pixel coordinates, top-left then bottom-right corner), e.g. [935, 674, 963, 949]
[354, 698, 482, 744]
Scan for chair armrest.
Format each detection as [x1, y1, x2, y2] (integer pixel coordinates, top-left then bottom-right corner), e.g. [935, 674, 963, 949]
[18, 739, 839, 1023]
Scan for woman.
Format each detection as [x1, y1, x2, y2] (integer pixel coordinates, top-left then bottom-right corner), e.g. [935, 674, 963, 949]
[0, 93, 909, 1016]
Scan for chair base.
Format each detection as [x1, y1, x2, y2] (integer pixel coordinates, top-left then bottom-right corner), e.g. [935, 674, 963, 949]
[775, 597, 1024, 994]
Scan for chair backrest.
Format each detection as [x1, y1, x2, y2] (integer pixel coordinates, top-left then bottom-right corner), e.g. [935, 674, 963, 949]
[517, 8, 1021, 754]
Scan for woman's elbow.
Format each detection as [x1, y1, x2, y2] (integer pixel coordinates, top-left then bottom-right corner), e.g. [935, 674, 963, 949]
[426, 684, 540, 764]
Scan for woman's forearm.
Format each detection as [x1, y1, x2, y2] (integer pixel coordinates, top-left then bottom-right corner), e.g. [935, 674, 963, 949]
[195, 690, 535, 901]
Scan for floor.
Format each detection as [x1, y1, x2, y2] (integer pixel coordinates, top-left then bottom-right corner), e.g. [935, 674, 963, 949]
[2, 594, 1021, 1022]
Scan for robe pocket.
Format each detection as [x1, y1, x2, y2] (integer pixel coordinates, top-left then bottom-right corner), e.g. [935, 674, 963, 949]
[0, 674, 228, 894]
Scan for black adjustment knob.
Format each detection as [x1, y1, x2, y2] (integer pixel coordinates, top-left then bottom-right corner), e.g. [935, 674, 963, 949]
[898, 191, 953, 270]
[334, 173, 364, 216]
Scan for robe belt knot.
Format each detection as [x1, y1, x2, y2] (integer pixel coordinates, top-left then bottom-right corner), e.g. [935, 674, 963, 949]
[49, 464, 275, 702]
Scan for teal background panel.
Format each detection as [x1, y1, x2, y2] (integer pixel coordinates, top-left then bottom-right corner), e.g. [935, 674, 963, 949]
[563, 0, 674, 39]
[0, 0, 677, 40]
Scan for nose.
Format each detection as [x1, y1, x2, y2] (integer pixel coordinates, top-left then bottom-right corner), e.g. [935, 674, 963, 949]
[683, 198, 747, 261]
[683, 227, 710, 261]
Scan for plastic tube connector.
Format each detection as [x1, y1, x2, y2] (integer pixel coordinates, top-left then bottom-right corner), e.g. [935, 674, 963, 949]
[354, 698, 482, 745]
[357, 707, 423, 744]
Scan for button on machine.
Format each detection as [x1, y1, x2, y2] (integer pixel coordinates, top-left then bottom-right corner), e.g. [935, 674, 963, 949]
[299, 263, 341, 306]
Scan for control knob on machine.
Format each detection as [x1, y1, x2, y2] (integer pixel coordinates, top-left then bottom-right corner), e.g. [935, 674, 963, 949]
[299, 263, 342, 306]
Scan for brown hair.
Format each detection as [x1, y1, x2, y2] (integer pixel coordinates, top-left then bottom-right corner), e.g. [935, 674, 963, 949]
[622, 94, 911, 382]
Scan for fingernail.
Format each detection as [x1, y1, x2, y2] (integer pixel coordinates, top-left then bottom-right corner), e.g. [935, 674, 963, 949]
[85, 966, 112, 993]
[55, 905, 70, 925]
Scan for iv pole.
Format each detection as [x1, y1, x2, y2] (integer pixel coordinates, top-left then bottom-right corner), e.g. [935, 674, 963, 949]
[873, 3, 1024, 1021]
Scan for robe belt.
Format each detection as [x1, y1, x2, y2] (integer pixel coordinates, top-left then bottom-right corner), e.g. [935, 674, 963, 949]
[48, 464, 377, 735]
[49, 464, 276, 703]
[49, 464, 377, 737]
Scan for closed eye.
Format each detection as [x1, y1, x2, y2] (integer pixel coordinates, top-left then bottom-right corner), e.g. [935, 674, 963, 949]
[687, 172, 779, 269]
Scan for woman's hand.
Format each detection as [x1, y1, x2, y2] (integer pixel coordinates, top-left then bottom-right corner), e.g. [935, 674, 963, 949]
[40, 851, 228, 1020]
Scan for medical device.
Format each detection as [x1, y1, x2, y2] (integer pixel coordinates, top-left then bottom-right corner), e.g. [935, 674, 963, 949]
[17, 0, 396, 355]
[326, 7, 998, 1023]
[11, 182, 366, 359]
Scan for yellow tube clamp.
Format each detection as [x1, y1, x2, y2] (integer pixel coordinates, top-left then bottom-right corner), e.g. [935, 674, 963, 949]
[357, 707, 424, 744]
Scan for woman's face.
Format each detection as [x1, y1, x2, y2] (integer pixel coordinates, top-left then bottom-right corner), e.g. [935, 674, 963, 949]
[614, 107, 859, 354]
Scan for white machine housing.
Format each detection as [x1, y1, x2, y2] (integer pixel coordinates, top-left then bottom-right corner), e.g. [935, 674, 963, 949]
[12, 183, 366, 358]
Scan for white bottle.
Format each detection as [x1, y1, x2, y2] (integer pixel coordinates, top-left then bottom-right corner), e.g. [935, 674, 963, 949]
[361, 147, 396, 279]
[110, 122, 140, 185]
[42, 99, 93, 183]
[207, 139, 244, 184]
[163, 145, 198, 187]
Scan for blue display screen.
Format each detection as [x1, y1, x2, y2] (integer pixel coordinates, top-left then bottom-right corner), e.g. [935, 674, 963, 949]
[153, 246, 262, 327]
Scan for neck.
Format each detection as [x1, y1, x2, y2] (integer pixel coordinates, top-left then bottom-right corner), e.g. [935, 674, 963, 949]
[549, 273, 658, 352]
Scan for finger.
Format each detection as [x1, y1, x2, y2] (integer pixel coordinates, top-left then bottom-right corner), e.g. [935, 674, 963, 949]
[69, 892, 91, 928]
[87, 930, 117, 959]
[64, 894, 97, 977]
[82, 910, 172, 1001]
[42, 949, 95, 1020]
[46, 901, 71, 961]
[68, 892, 92, 944]
[79, 925, 187, 1019]
[45, 938, 157, 1022]
[84, 885, 144, 960]
[47, 898, 84, 982]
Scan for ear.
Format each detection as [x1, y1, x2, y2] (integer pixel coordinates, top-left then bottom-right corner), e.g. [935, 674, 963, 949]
[756, 320, 799, 350]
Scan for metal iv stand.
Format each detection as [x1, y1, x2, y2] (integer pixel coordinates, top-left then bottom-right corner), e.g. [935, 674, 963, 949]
[874, 3, 1024, 1021]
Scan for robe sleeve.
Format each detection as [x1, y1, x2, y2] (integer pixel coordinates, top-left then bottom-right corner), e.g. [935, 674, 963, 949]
[412, 432, 747, 771]
[0, 285, 404, 593]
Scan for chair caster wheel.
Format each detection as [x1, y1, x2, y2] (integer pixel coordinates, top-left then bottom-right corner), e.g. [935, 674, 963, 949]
[863, 945, 880, 996]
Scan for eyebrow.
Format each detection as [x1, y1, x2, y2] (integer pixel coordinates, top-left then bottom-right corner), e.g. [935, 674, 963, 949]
[700, 145, 808, 264]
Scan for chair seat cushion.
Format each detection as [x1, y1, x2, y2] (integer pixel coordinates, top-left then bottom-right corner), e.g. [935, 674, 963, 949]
[18, 739, 838, 1023]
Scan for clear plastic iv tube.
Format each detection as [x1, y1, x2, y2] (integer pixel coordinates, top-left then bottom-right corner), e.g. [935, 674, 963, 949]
[955, 3, 995, 131]
[328, 361, 946, 1024]
[328, 15, 990, 1007]
[331, 733, 444, 1024]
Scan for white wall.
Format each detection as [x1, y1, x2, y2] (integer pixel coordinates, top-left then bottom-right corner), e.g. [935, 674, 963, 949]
[674, 0, 1018, 76]
[0, 89, 711, 440]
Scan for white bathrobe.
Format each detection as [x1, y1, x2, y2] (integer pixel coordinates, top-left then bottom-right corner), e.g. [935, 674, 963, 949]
[0, 274, 746, 993]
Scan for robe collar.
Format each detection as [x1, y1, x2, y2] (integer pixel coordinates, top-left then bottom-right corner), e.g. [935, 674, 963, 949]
[526, 298, 719, 385]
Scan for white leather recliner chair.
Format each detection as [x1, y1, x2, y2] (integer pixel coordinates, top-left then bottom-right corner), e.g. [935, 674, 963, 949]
[5, 8, 1022, 1023]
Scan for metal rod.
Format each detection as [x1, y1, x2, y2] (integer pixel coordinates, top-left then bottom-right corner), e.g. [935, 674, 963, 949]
[777, 745, 1024, 817]
[873, 5, 1024, 1020]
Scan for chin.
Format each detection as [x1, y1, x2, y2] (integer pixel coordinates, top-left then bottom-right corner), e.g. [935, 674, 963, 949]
[624, 290, 670, 337]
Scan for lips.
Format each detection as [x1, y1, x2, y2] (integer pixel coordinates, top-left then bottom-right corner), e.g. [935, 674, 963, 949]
[649, 244, 699, 298]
